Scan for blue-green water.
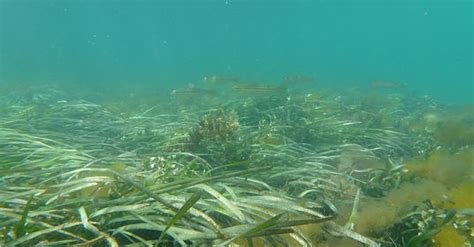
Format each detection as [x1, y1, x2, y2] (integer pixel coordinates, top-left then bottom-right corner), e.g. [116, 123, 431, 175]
[1, 0, 472, 103]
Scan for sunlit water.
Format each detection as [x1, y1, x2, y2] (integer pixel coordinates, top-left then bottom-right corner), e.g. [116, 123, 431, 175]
[1, 0, 472, 103]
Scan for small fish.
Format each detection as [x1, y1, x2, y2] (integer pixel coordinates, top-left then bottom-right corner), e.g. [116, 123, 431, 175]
[171, 85, 216, 97]
[203, 76, 240, 84]
[282, 74, 315, 84]
[232, 84, 287, 96]
[371, 80, 408, 89]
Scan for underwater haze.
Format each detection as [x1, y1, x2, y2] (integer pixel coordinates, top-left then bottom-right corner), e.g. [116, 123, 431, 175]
[1, 0, 473, 103]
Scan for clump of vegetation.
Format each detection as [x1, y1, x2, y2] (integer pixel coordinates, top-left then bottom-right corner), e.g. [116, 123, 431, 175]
[187, 109, 249, 165]
[189, 109, 240, 144]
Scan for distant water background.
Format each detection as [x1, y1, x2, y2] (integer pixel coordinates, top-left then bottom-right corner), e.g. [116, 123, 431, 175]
[1, 0, 472, 103]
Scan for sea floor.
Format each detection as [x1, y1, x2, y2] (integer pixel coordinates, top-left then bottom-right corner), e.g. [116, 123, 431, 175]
[0, 83, 472, 246]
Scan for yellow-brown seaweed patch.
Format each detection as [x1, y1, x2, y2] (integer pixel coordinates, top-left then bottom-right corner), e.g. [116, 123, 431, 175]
[405, 148, 474, 188]
[354, 179, 448, 235]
